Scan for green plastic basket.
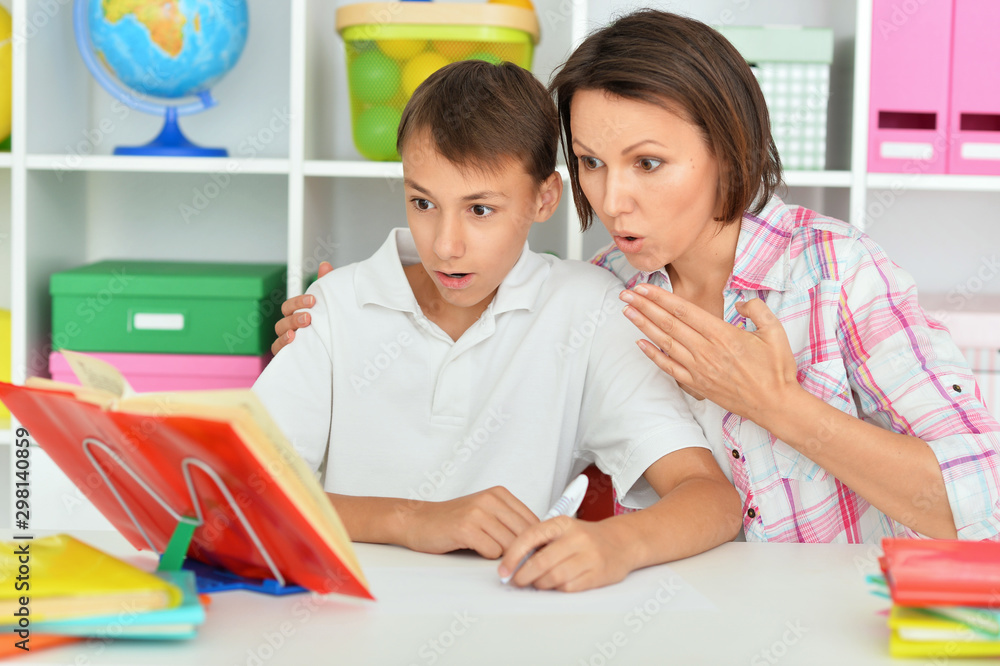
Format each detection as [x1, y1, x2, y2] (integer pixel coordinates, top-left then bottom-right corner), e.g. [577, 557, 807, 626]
[337, 2, 539, 161]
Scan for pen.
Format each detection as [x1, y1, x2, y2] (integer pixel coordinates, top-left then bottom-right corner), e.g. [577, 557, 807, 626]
[500, 473, 590, 585]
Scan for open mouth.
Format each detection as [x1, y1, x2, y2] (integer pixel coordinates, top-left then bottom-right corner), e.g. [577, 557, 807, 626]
[613, 235, 644, 253]
[436, 271, 474, 289]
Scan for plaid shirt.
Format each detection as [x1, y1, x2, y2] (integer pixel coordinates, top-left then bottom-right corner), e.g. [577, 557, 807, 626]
[592, 196, 1000, 543]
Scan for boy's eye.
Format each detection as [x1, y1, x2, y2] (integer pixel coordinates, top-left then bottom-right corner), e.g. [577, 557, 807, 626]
[638, 158, 662, 172]
[471, 204, 494, 217]
[412, 198, 435, 211]
[580, 156, 605, 170]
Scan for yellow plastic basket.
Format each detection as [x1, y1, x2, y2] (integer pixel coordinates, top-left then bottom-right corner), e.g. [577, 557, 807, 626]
[336, 2, 540, 161]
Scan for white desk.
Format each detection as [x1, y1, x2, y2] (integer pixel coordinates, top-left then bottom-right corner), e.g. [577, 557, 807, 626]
[5, 530, 995, 665]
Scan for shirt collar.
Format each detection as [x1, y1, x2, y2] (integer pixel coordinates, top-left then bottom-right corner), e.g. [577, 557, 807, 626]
[354, 228, 550, 315]
[728, 196, 794, 292]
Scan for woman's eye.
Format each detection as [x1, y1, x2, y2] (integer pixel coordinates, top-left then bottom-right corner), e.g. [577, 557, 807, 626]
[471, 204, 494, 217]
[412, 198, 435, 211]
[580, 156, 605, 170]
[638, 158, 662, 172]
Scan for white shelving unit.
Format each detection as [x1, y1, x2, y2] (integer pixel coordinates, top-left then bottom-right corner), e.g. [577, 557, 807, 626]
[3, 0, 999, 531]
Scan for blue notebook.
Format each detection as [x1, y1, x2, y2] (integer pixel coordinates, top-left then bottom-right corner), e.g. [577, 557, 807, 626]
[183, 558, 307, 596]
[21, 570, 205, 640]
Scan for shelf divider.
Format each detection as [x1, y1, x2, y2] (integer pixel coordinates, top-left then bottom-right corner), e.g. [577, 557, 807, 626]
[867, 173, 1000, 192]
[25, 154, 291, 175]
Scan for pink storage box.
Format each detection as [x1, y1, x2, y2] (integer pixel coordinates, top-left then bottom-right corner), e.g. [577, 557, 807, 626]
[948, 0, 1000, 175]
[868, 0, 953, 174]
[49, 351, 271, 392]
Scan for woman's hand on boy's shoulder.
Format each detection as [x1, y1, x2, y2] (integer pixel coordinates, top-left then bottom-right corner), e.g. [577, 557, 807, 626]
[271, 261, 334, 355]
[403, 487, 540, 560]
[498, 518, 634, 593]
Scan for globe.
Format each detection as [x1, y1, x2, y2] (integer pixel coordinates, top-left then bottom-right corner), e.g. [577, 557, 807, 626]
[74, 0, 249, 156]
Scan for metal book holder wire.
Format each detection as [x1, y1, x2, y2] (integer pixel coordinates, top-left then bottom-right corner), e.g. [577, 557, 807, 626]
[81, 437, 306, 595]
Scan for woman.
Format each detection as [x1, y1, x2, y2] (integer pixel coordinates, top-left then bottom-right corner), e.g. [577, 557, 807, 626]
[274, 10, 1000, 545]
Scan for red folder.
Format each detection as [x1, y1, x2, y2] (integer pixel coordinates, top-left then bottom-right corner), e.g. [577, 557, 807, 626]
[0, 381, 372, 600]
[880, 538, 1000, 607]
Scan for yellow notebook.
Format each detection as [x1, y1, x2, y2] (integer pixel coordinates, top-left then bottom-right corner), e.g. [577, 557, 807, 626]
[889, 606, 1000, 658]
[0, 534, 182, 622]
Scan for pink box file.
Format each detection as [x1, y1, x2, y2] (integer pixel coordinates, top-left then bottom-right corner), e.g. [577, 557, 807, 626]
[49, 351, 271, 392]
[868, 0, 954, 173]
[948, 0, 1000, 175]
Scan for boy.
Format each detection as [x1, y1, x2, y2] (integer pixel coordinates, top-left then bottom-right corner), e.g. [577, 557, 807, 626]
[252, 61, 740, 592]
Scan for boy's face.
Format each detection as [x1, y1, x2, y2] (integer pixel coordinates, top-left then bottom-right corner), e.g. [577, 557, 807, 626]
[401, 130, 561, 311]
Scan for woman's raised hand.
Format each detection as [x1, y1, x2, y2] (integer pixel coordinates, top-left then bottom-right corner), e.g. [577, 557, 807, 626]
[620, 284, 801, 424]
[271, 261, 334, 355]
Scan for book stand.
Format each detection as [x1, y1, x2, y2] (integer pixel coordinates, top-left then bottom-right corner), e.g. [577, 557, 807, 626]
[82, 436, 307, 595]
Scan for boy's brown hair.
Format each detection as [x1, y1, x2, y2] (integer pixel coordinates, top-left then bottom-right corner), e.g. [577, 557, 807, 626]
[549, 9, 782, 229]
[397, 59, 559, 184]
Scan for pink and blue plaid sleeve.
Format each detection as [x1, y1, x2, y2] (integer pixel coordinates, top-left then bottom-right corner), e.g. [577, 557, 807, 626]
[837, 235, 1000, 541]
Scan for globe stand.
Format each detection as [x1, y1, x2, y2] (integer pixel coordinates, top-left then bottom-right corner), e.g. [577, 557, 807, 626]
[113, 107, 228, 157]
[73, 0, 247, 159]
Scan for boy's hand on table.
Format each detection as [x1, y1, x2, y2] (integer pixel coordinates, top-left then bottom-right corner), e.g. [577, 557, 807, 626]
[404, 487, 539, 559]
[498, 518, 631, 592]
[271, 261, 334, 355]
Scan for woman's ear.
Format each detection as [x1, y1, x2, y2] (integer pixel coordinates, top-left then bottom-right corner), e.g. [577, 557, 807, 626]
[535, 172, 564, 223]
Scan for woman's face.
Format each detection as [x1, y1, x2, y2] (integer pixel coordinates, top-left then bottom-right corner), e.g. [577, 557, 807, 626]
[570, 90, 724, 273]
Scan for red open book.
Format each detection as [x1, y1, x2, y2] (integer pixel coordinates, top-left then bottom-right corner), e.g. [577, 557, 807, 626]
[880, 537, 1000, 607]
[0, 352, 372, 599]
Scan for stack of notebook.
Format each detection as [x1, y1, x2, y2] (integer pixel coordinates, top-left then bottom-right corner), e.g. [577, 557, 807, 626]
[872, 538, 1000, 658]
[0, 534, 206, 644]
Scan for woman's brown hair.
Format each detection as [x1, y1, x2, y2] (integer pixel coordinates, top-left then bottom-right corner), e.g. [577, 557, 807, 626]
[549, 9, 782, 230]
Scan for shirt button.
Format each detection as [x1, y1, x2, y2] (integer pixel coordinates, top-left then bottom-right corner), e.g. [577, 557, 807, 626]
[731, 449, 740, 459]
[747, 508, 757, 519]
[953, 384, 963, 393]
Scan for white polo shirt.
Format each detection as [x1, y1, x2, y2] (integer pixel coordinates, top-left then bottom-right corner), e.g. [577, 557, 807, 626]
[253, 229, 710, 517]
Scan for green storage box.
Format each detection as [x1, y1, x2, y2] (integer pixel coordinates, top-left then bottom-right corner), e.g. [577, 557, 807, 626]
[715, 25, 834, 170]
[50, 260, 287, 356]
